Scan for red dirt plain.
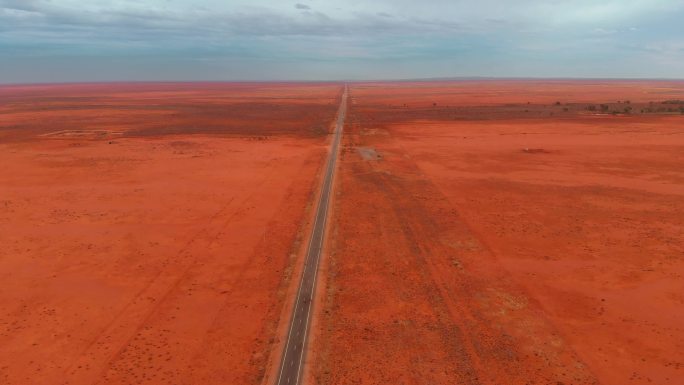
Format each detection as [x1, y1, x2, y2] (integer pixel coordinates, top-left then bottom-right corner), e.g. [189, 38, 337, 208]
[0, 83, 341, 384]
[314, 81, 684, 385]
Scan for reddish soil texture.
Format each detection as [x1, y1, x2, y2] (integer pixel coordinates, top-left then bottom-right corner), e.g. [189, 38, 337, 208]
[314, 81, 684, 385]
[0, 82, 340, 141]
[0, 83, 341, 384]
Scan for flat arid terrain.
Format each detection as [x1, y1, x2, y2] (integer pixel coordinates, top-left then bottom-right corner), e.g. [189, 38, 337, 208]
[2, 80, 683, 385]
[313, 81, 684, 385]
[0, 82, 341, 384]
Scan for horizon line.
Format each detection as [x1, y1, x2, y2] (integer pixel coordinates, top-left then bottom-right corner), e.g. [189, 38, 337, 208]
[2, 76, 684, 87]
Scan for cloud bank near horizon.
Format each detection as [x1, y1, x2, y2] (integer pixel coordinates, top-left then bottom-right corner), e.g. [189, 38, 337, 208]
[1, 0, 683, 82]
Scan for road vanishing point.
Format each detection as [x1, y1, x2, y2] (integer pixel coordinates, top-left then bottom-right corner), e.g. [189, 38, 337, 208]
[274, 85, 348, 385]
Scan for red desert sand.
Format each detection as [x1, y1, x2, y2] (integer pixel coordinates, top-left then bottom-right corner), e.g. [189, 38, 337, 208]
[2, 81, 683, 385]
[313, 81, 684, 385]
[0, 82, 341, 384]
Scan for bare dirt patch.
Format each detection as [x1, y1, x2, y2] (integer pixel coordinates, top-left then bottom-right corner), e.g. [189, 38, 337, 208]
[356, 147, 382, 161]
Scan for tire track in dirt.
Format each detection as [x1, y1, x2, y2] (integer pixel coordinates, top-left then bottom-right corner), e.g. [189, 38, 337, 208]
[379, 169, 595, 383]
[386, 137, 602, 384]
[177, 149, 328, 384]
[61, 196, 236, 366]
[62, 159, 283, 385]
[368, 170, 483, 385]
[316, 105, 599, 384]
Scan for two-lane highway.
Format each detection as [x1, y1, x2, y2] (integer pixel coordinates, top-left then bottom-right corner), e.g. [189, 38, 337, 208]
[275, 85, 348, 385]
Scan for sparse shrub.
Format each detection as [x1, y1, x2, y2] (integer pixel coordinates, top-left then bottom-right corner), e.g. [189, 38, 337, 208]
[600, 104, 610, 112]
[624, 106, 632, 114]
[587, 105, 597, 111]
[563, 107, 569, 112]
[555, 101, 562, 106]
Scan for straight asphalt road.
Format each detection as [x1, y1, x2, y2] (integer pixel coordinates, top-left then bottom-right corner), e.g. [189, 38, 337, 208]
[274, 85, 348, 385]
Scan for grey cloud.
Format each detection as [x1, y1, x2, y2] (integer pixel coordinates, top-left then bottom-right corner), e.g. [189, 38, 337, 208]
[0, 2, 466, 43]
[1, 0, 683, 82]
[2, 0, 677, 42]
[0, 0, 41, 12]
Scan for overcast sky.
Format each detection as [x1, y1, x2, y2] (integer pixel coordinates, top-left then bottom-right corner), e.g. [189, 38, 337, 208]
[1, 0, 683, 82]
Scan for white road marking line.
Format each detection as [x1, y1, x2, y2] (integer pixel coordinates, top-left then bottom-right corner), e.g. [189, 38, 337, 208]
[294, 87, 347, 385]
[275, 85, 348, 385]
